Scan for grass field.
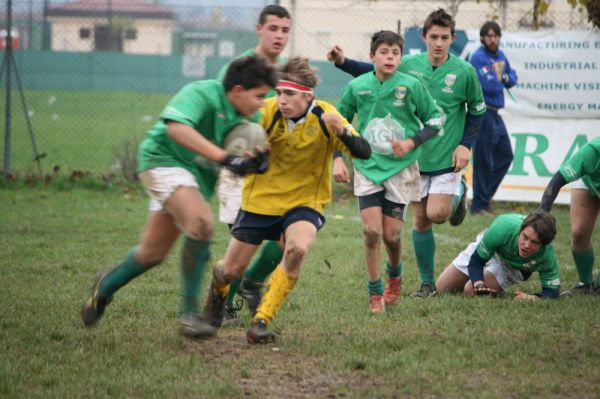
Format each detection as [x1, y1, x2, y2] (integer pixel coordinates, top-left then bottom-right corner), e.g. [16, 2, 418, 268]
[1, 183, 599, 398]
[2, 90, 171, 175]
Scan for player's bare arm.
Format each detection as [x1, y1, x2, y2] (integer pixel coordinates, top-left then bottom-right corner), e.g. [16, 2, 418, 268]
[452, 144, 471, 172]
[167, 121, 228, 163]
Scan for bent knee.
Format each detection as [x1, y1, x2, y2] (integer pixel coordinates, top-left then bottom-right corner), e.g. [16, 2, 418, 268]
[363, 228, 382, 247]
[427, 209, 451, 224]
[184, 215, 214, 241]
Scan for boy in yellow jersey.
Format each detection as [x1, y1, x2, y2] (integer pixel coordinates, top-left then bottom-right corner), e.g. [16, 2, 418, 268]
[204, 57, 371, 344]
[215, 4, 291, 326]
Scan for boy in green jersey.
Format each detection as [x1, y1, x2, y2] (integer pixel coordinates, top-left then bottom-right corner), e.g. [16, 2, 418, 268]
[436, 211, 560, 300]
[328, 9, 486, 298]
[540, 136, 600, 295]
[337, 31, 443, 313]
[80, 56, 277, 338]
[214, 4, 291, 326]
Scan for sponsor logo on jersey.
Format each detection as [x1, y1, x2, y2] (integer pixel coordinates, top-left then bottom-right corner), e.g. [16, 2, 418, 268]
[480, 66, 491, 75]
[407, 69, 424, 78]
[357, 90, 371, 95]
[217, 113, 225, 119]
[393, 86, 406, 106]
[442, 74, 456, 93]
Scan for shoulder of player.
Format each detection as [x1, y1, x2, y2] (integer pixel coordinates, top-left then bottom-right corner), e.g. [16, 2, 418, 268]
[314, 99, 337, 112]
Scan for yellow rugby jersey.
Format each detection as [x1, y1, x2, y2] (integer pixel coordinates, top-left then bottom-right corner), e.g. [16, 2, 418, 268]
[242, 98, 359, 216]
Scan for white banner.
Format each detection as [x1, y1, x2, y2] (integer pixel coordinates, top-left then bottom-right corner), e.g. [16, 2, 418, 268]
[462, 30, 600, 119]
[466, 117, 600, 205]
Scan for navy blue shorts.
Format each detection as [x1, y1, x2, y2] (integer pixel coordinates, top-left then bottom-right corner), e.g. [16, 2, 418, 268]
[231, 207, 326, 245]
[357, 191, 406, 221]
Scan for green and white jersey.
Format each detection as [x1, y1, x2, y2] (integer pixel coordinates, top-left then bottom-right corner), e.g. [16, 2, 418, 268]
[476, 213, 561, 290]
[216, 48, 284, 99]
[558, 136, 600, 198]
[337, 71, 443, 185]
[399, 53, 486, 173]
[138, 80, 257, 199]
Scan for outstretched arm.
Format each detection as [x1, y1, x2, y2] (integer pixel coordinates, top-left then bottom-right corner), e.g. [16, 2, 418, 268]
[327, 45, 373, 77]
[539, 172, 567, 212]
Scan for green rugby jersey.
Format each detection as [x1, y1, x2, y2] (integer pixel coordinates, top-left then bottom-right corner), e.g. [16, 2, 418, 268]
[559, 136, 600, 198]
[337, 70, 443, 185]
[138, 80, 257, 199]
[476, 213, 560, 290]
[216, 48, 285, 98]
[399, 53, 486, 173]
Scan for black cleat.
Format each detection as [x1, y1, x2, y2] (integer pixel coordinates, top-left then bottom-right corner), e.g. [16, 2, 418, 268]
[203, 285, 227, 328]
[246, 319, 276, 344]
[449, 175, 468, 226]
[409, 282, 438, 299]
[81, 270, 112, 327]
[560, 282, 598, 296]
[222, 300, 244, 327]
[180, 312, 217, 339]
[238, 278, 264, 316]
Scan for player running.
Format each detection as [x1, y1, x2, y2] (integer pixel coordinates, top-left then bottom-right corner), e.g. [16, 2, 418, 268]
[80, 56, 276, 338]
[203, 57, 371, 343]
[215, 4, 291, 325]
[336, 30, 443, 312]
[540, 136, 600, 295]
[328, 9, 486, 299]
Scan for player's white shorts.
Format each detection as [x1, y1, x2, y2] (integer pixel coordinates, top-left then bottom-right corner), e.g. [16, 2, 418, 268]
[452, 232, 524, 291]
[419, 171, 462, 199]
[353, 162, 421, 205]
[138, 167, 199, 212]
[217, 168, 243, 225]
[570, 178, 587, 191]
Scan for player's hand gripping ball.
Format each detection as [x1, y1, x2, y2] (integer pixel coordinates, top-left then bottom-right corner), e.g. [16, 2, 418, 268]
[224, 121, 268, 157]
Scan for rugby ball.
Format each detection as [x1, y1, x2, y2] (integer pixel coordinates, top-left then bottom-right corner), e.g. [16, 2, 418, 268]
[224, 121, 267, 157]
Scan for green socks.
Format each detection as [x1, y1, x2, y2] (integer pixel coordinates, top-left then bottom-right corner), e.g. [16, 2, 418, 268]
[412, 229, 436, 285]
[387, 262, 402, 278]
[573, 248, 594, 285]
[99, 248, 148, 298]
[180, 238, 210, 314]
[368, 279, 384, 296]
[450, 182, 465, 215]
[226, 278, 241, 305]
[244, 240, 283, 281]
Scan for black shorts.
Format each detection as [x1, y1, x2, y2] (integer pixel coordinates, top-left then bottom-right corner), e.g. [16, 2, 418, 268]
[357, 191, 406, 221]
[231, 207, 326, 245]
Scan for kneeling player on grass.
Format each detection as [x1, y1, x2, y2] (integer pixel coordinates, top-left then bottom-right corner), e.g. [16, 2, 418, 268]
[540, 136, 600, 295]
[203, 57, 371, 344]
[436, 210, 560, 300]
[80, 56, 277, 338]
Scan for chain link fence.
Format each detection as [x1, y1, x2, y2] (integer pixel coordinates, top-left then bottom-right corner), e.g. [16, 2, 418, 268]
[0, 0, 595, 178]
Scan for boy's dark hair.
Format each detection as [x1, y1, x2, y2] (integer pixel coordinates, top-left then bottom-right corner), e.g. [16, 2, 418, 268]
[480, 20, 502, 39]
[278, 56, 319, 89]
[223, 55, 277, 92]
[520, 210, 557, 247]
[422, 8, 455, 36]
[370, 30, 404, 55]
[258, 4, 290, 24]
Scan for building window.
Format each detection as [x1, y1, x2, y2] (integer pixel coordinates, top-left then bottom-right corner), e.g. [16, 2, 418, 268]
[79, 28, 91, 39]
[125, 29, 137, 40]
